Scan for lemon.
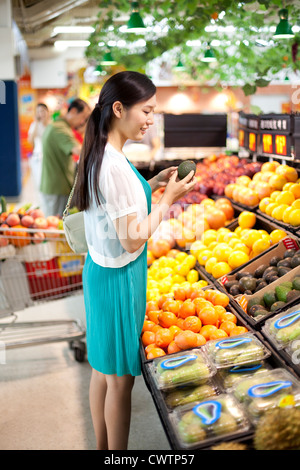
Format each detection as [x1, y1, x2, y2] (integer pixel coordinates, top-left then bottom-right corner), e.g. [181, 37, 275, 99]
[212, 244, 233, 262]
[198, 249, 212, 266]
[288, 209, 300, 227]
[175, 252, 188, 262]
[282, 206, 294, 224]
[259, 197, 272, 213]
[238, 211, 256, 229]
[271, 204, 289, 221]
[211, 262, 231, 279]
[190, 241, 206, 257]
[241, 229, 262, 249]
[252, 237, 271, 255]
[270, 191, 281, 201]
[157, 267, 173, 279]
[185, 254, 197, 269]
[174, 263, 190, 277]
[269, 229, 287, 244]
[233, 242, 250, 255]
[205, 256, 218, 274]
[228, 250, 250, 269]
[187, 269, 199, 283]
[159, 278, 173, 294]
[291, 199, 300, 210]
[172, 274, 186, 284]
[265, 202, 279, 216]
[276, 191, 295, 206]
[201, 230, 217, 246]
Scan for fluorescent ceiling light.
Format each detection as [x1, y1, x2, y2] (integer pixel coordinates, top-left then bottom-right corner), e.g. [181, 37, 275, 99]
[53, 26, 95, 34]
[54, 40, 90, 50]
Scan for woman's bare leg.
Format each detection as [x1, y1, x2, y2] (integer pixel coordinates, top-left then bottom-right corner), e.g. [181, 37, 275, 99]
[104, 374, 135, 450]
[89, 368, 108, 450]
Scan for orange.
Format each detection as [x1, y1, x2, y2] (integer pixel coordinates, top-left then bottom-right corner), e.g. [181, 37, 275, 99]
[146, 300, 159, 315]
[291, 199, 300, 209]
[288, 209, 300, 227]
[155, 328, 174, 349]
[275, 165, 298, 183]
[167, 341, 182, 354]
[158, 294, 174, 310]
[147, 347, 166, 359]
[197, 306, 219, 326]
[189, 286, 205, 301]
[209, 329, 228, 340]
[176, 318, 186, 329]
[151, 239, 171, 258]
[158, 311, 178, 328]
[269, 229, 287, 244]
[174, 330, 199, 350]
[238, 211, 256, 229]
[142, 330, 156, 347]
[147, 250, 155, 266]
[169, 325, 182, 337]
[204, 289, 218, 303]
[147, 310, 162, 324]
[174, 286, 187, 301]
[162, 299, 181, 315]
[271, 204, 289, 221]
[142, 320, 156, 332]
[178, 300, 196, 319]
[145, 343, 156, 355]
[219, 321, 237, 336]
[282, 206, 294, 224]
[214, 305, 227, 318]
[232, 243, 250, 255]
[195, 333, 207, 346]
[198, 249, 213, 266]
[212, 244, 233, 262]
[252, 237, 271, 255]
[219, 311, 237, 324]
[270, 191, 281, 201]
[227, 250, 250, 270]
[151, 324, 163, 333]
[166, 249, 181, 258]
[213, 292, 230, 308]
[230, 326, 248, 336]
[182, 316, 202, 333]
[200, 324, 218, 341]
[211, 262, 231, 279]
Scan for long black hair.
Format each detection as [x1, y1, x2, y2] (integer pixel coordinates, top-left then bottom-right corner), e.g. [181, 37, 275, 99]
[73, 71, 156, 211]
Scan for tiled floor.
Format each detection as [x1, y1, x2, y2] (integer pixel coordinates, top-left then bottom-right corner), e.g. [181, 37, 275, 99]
[0, 161, 170, 450]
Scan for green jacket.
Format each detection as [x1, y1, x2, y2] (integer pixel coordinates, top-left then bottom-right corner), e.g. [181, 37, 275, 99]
[40, 118, 76, 195]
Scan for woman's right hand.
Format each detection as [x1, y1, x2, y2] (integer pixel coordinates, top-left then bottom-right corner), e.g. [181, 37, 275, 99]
[161, 169, 196, 205]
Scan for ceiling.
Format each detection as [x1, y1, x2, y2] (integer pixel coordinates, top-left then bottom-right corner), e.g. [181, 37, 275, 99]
[12, 0, 105, 49]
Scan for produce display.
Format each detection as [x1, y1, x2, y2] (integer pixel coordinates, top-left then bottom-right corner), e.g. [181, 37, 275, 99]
[0, 199, 63, 247]
[142, 154, 300, 451]
[190, 212, 287, 279]
[225, 161, 299, 208]
[171, 394, 251, 448]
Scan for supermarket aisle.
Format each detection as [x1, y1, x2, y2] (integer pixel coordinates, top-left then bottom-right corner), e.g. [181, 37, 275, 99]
[0, 163, 171, 450]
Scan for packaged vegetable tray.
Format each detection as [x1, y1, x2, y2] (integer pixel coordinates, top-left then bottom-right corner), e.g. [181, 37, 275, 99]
[170, 393, 251, 449]
[202, 333, 271, 369]
[217, 360, 273, 391]
[148, 348, 216, 391]
[163, 379, 220, 410]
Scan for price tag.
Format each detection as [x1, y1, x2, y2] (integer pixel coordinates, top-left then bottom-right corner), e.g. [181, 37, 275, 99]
[238, 295, 248, 313]
[283, 238, 299, 251]
[220, 275, 228, 285]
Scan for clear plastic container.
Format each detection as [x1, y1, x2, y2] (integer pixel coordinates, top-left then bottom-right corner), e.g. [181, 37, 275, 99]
[170, 394, 251, 449]
[217, 361, 272, 391]
[164, 380, 220, 410]
[263, 307, 300, 350]
[149, 348, 216, 390]
[233, 368, 300, 422]
[203, 333, 271, 369]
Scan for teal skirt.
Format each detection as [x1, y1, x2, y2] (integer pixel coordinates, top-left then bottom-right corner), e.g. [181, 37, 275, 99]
[82, 248, 147, 376]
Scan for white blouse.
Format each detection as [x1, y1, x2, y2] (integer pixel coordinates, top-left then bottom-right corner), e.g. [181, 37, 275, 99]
[84, 142, 148, 268]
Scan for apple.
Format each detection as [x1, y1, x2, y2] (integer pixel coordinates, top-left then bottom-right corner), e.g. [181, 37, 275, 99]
[33, 232, 45, 244]
[0, 236, 9, 247]
[6, 213, 20, 227]
[29, 208, 45, 220]
[33, 217, 48, 229]
[46, 215, 60, 228]
[21, 215, 34, 228]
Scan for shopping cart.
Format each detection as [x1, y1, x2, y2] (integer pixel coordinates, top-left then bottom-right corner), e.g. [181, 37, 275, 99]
[0, 225, 86, 362]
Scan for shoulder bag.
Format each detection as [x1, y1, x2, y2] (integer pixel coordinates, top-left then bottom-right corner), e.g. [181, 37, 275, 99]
[62, 172, 88, 254]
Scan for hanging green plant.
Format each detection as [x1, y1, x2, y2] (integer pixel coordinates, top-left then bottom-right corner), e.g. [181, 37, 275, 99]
[85, 0, 300, 94]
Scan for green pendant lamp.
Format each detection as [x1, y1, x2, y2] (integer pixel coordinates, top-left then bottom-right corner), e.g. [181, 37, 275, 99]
[100, 51, 117, 66]
[126, 2, 146, 33]
[201, 43, 217, 62]
[273, 8, 294, 39]
[174, 59, 185, 71]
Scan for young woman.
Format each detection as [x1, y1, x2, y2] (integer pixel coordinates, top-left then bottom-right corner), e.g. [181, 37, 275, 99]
[73, 71, 195, 450]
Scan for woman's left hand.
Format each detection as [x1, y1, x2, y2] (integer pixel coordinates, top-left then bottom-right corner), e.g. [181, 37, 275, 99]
[154, 166, 177, 189]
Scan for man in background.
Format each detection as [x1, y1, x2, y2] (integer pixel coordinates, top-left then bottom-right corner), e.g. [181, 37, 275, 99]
[40, 98, 90, 217]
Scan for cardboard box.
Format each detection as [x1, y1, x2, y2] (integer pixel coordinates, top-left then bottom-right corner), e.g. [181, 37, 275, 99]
[216, 237, 300, 327]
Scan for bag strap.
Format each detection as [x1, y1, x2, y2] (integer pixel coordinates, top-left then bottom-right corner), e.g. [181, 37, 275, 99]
[63, 170, 78, 221]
